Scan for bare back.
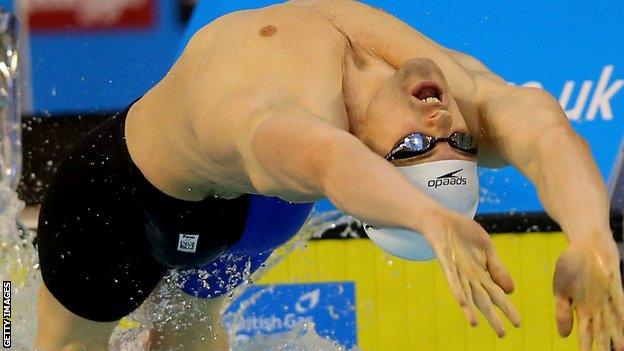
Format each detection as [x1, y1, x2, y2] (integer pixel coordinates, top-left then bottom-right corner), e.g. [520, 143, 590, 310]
[125, 2, 351, 201]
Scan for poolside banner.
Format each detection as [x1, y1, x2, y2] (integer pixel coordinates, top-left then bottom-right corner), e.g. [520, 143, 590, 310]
[26, 0, 155, 31]
[223, 282, 357, 348]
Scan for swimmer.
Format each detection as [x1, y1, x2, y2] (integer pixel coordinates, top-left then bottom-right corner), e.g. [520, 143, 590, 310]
[35, 1, 624, 350]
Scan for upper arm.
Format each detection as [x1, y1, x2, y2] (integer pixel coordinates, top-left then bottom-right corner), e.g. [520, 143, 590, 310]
[237, 102, 355, 201]
[476, 82, 573, 173]
[433, 49, 574, 170]
[444, 48, 507, 84]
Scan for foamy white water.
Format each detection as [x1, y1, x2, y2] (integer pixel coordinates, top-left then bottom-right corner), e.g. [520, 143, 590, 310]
[110, 211, 360, 350]
[0, 183, 39, 350]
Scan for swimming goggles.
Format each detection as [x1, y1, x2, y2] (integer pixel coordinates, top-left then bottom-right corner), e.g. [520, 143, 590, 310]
[385, 131, 478, 161]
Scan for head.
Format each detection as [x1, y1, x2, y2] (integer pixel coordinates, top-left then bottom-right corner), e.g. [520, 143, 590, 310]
[343, 47, 480, 260]
[342, 47, 476, 165]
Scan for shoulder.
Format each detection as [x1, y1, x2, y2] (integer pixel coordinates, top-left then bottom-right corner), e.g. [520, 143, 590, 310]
[180, 3, 350, 127]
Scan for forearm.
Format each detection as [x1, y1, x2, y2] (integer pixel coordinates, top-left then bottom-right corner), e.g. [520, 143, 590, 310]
[483, 88, 612, 242]
[530, 126, 611, 242]
[247, 104, 445, 232]
[320, 133, 446, 231]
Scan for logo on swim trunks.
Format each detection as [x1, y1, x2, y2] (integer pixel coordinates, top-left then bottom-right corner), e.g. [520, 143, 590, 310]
[427, 169, 467, 188]
[177, 234, 199, 253]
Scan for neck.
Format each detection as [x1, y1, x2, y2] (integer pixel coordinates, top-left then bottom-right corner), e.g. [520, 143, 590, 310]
[340, 33, 395, 135]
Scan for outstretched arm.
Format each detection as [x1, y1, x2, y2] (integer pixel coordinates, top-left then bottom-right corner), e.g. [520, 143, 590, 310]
[239, 101, 521, 337]
[311, 0, 613, 239]
[309, 1, 624, 348]
[238, 101, 445, 230]
[478, 83, 624, 351]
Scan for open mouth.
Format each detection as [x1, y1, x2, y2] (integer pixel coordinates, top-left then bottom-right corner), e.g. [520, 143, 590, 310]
[411, 81, 443, 104]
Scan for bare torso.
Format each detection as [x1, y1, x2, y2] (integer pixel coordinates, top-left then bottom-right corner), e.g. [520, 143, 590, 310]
[125, 2, 353, 201]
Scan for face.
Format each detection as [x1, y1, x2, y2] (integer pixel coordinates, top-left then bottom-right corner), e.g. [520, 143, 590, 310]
[346, 57, 476, 165]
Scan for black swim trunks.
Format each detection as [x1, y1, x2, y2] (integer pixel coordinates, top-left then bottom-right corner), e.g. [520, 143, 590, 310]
[36, 102, 314, 322]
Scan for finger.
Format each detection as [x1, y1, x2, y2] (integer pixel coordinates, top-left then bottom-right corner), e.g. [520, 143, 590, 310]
[459, 270, 478, 326]
[594, 311, 609, 351]
[437, 254, 468, 309]
[578, 315, 593, 351]
[140, 329, 153, 350]
[556, 295, 574, 337]
[485, 246, 515, 294]
[611, 279, 624, 323]
[472, 281, 506, 338]
[480, 272, 521, 328]
[605, 304, 624, 351]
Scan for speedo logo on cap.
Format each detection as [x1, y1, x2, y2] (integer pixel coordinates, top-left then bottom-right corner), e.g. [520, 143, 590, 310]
[427, 169, 467, 188]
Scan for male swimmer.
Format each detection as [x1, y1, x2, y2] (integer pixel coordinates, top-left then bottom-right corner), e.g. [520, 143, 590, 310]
[35, 1, 624, 350]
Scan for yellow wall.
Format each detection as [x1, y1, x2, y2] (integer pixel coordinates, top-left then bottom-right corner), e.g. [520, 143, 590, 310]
[257, 233, 578, 351]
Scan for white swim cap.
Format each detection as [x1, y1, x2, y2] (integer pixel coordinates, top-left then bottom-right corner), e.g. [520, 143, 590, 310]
[363, 159, 479, 261]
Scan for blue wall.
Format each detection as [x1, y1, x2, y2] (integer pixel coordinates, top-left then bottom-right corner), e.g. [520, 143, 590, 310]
[0, 0, 12, 12]
[28, 0, 624, 215]
[30, 0, 183, 114]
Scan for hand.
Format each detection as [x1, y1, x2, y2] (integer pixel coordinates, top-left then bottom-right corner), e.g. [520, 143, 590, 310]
[553, 234, 624, 351]
[421, 210, 521, 337]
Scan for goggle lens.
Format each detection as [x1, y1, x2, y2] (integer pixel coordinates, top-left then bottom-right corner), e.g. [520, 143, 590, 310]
[386, 132, 477, 160]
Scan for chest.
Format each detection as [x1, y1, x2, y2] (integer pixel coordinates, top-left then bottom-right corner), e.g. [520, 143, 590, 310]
[186, 12, 352, 129]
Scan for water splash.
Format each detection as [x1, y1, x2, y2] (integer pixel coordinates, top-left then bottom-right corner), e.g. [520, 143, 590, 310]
[0, 178, 359, 351]
[111, 210, 360, 351]
[0, 182, 39, 350]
